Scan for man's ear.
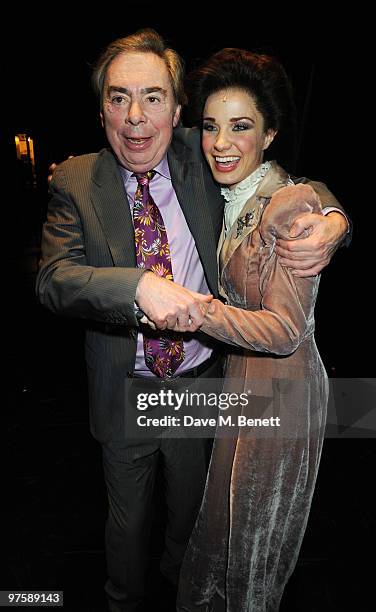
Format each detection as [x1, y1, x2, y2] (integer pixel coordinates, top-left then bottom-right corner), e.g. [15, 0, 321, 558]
[173, 105, 182, 128]
[100, 111, 105, 128]
[263, 129, 277, 150]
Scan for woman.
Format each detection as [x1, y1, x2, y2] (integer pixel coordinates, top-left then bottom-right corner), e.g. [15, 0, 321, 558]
[176, 49, 329, 612]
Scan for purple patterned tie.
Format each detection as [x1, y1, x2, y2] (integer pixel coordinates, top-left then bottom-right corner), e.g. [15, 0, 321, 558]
[133, 171, 185, 378]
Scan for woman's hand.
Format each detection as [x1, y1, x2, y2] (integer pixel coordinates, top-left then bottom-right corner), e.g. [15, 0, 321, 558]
[171, 300, 213, 333]
[139, 314, 157, 331]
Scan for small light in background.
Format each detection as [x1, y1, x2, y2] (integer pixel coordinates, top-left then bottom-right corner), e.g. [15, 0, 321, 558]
[15, 132, 37, 187]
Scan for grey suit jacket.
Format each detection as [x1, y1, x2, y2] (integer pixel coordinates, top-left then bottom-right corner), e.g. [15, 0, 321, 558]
[36, 128, 224, 442]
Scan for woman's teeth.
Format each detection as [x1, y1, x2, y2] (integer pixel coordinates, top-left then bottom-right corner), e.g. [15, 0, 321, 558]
[215, 156, 240, 164]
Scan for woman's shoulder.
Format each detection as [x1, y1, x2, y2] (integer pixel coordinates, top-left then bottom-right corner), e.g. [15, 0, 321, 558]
[260, 181, 323, 242]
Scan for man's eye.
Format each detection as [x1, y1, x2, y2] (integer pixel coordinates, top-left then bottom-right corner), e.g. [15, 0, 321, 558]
[146, 96, 161, 104]
[110, 96, 126, 105]
[203, 123, 216, 132]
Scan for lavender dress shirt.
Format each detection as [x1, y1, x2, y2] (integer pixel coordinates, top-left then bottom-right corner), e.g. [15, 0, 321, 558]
[120, 156, 213, 377]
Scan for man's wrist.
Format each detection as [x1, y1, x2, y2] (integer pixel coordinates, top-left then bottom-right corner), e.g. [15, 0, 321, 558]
[135, 269, 153, 304]
[322, 207, 350, 234]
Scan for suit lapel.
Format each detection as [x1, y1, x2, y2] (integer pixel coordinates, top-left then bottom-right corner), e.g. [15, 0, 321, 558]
[90, 149, 137, 267]
[89, 145, 220, 292]
[167, 146, 219, 294]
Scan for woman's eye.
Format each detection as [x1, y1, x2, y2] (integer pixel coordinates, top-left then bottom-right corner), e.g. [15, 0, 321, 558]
[233, 122, 251, 131]
[203, 123, 216, 132]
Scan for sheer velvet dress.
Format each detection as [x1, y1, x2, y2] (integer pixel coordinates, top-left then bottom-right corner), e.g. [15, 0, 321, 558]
[177, 163, 329, 612]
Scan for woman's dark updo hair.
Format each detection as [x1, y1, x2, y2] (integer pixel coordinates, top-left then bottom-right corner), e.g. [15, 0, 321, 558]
[185, 48, 297, 169]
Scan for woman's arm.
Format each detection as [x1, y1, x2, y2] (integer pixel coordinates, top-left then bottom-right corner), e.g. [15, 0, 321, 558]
[198, 183, 322, 354]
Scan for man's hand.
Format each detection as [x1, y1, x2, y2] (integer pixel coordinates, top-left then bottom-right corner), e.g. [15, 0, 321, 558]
[135, 272, 213, 332]
[275, 211, 348, 277]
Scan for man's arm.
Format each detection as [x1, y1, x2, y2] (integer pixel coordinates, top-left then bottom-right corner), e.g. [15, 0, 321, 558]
[37, 165, 210, 330]
[37, 174, 144, 326]
[275, 179, 349, 277]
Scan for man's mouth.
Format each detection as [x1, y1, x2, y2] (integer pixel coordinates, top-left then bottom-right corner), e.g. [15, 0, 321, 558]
[126, 137, 150, 144]
[124, 136, 152, 150]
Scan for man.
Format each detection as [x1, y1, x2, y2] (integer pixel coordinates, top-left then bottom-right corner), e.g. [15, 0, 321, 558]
[36, 29, 348, 612]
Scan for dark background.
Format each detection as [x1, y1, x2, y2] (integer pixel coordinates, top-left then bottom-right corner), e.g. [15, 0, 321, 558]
[3, 10, 374, 612]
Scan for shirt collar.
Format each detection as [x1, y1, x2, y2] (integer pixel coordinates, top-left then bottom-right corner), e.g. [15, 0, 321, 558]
[220, 161, 271, 204]
[119, 155, 171, 185]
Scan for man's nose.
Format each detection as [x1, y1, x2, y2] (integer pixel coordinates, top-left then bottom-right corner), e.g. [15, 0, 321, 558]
[126, 100, 146, 125]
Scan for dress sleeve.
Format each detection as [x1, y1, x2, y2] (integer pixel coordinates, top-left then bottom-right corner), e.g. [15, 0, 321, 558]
[200, 184, 322, 355]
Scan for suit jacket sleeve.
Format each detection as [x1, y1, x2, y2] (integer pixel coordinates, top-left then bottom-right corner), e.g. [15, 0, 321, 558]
[200, 184, 322, 355]
[36, 164, 143, 327]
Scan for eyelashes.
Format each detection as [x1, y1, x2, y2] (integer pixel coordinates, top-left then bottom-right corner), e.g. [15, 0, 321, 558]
[202, 121, 253, 132]
[233, 122, 252, 131]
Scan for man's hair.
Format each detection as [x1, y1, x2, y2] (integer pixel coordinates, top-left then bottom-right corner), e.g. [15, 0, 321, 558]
[92, 28, 187, 108]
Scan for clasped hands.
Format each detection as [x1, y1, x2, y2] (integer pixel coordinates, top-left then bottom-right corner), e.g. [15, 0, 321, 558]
[135, 271, 214, 333]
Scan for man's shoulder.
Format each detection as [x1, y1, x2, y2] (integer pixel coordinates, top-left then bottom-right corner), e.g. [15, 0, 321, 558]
[57, 148, 110, 174]
[52, 148, 117, 188]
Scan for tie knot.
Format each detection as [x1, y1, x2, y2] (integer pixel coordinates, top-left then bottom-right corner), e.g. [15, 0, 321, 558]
[135, 171, 155, 186]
